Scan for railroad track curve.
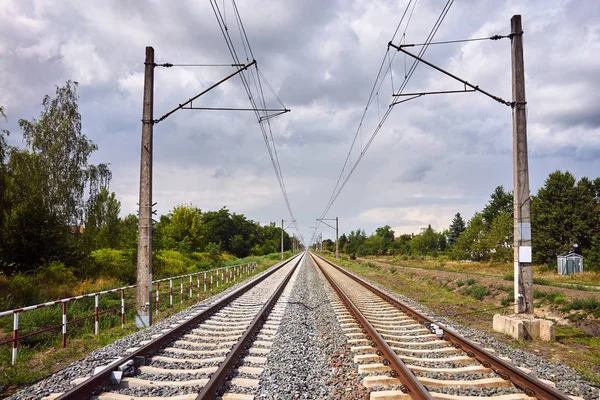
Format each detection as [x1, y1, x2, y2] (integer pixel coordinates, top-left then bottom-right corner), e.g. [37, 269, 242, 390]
[309, 252, 582, 400]
[47, 253, 304, 400]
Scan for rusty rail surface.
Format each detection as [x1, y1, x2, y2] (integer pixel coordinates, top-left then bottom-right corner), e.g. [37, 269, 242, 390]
[54, 254, 300, 400]
[312, 252, 572, 400]
[197, 253, 303, 398]
[310, 253, 432, 400]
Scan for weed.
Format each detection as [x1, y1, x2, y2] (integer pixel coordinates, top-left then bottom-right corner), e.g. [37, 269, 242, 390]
[501, 293, 514, 307]
[532, 277, 551, 286]
[466, 278, 476, 286]
[456, 280, 465, 287]
[460, 285, 490, 301]
[503, 274, 514, 281]
[389, 267, 397, 274]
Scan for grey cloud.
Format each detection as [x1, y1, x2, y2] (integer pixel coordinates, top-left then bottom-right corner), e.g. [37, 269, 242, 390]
[396, 162, 433, 183]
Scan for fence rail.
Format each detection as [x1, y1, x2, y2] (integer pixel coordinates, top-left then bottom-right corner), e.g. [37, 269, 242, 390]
[0, 262, 257, 364]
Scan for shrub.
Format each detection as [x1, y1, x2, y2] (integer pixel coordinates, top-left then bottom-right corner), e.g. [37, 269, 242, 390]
[570, 297, 600, 312]
[461, 284, 490, 300]
[466, 278, 476, 286]
[501, 293, 514, 307]
[89, 248, 137, 284]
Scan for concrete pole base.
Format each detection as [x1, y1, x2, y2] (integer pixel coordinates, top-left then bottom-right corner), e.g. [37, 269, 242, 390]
[135, 313, 151, 329]
[493, 314, 555, 341]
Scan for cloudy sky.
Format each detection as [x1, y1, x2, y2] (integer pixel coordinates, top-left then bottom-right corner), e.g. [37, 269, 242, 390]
[1, 0, 599, 244]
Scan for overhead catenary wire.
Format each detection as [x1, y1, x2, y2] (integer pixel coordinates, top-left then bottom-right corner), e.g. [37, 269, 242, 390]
[311, 0, 454, 245]
[209, 0, 302, 242]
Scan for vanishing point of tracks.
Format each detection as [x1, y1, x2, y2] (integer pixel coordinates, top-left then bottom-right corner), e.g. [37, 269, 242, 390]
[31, 252, 583, 399]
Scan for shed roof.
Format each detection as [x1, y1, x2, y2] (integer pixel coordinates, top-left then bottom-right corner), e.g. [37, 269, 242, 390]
[557, 252, 583, 258]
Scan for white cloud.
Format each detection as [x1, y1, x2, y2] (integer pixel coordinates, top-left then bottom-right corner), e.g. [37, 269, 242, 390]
[1, 0, 599, 244]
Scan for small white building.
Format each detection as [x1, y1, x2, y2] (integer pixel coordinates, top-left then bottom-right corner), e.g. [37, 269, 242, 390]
[557, 252, 583, 275]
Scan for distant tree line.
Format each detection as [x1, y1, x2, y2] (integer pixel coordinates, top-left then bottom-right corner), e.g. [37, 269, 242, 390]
[335, 175, 600, 270]
[0, 82, 294, 283]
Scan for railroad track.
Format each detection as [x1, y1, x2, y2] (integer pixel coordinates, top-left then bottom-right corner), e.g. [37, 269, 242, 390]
[309, 252, 583, 400]
[45, 253, 304, 400]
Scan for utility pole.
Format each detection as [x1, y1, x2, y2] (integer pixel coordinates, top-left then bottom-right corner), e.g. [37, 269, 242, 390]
[281, 219, 284, 260]
[335, 217, 339, 261]
[511, 15, 533, 314]
[136, 46, 154, 328]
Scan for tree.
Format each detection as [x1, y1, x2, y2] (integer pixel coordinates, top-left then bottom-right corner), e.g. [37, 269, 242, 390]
[453, 213, 487, 261]
[447, 212, 466, 247]
[84, 188, 121, 249]
[18, 81, 107, 225]
[484, 210, 513, 262]
[410, 225, 443, 256]
[338, 234, 348, 252]
[532, 171, 600, 264]
[345, 229, 366, 257]
[0, 106, 11, 233]
[482, 186, 513, 225]
[161, 204, 204, 254]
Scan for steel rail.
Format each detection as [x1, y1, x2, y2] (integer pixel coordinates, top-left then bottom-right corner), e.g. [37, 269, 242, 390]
[197, 253, 303, 398]
[55, 253, 302, 400]
[312, 253, 572, 400]
[310, 253, 433, 400]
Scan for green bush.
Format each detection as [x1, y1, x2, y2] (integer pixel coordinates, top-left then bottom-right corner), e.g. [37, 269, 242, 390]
[570, 297, 600, 312]
[461, 284, 490, 300]
[89, 248, 136, 284]
[466, 278, 476, 286]
[501, 293, 514, 307]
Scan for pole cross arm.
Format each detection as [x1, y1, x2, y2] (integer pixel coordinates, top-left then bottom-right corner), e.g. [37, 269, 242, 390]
[284, 220, 296, 230]
[388, 42, 512, 107]
[317, 219, 336, 230]
[155, 60, 257, 124]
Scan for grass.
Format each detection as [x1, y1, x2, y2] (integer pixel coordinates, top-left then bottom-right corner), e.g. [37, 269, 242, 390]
[0, 253, 285, 397]
[363, 255, 600, 289]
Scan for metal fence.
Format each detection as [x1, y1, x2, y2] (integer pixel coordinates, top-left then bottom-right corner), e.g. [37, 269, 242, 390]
[0, 262, 257, 364]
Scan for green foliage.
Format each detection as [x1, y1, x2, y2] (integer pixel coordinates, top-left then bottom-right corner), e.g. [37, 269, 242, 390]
[460, 284, 490, 300]
[532, 171, 600, 266]
[447, 212, 466, 247]
[410, 225, 445, 256]
[87, 248, 136, 284]
[466, 278, 476, 286]
[482, 186, 513, 224]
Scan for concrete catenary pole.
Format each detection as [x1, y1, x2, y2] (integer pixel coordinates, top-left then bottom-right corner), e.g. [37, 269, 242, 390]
[136, 46, 155, 328]
[281, 219, 284, 260]
[511, 16, 533, 314]
[335, 217, 339, 261]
